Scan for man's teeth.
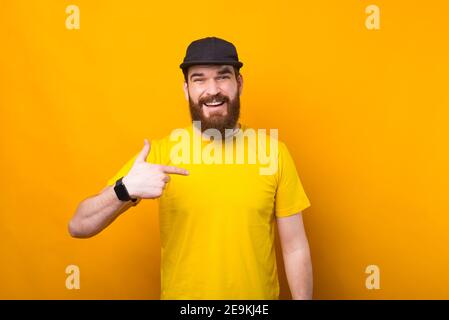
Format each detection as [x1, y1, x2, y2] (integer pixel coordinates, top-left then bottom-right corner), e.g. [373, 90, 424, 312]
[204, 101, 225, 107]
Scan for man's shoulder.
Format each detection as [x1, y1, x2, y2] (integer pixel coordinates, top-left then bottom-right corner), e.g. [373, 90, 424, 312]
[157, 124, 194, 144]
[238, 124, 287, 148]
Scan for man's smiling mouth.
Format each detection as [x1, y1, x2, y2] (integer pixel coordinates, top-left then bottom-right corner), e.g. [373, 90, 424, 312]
[203, 100, 226, 107]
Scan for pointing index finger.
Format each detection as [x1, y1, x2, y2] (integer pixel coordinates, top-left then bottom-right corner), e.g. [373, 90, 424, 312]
[160, 165, 189, 176]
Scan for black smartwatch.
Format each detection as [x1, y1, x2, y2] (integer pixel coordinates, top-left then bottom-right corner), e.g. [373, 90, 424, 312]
[114, 177, 137, 202]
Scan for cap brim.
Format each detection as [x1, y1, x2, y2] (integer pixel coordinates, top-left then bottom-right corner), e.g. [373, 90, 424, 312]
[180, 60, 243, 70]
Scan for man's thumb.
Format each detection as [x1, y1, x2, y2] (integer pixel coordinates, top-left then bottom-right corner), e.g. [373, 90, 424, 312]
[135, 139, 151, 163]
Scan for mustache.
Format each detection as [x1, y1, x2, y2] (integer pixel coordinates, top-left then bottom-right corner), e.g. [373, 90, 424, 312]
[198, 93, 230, 106]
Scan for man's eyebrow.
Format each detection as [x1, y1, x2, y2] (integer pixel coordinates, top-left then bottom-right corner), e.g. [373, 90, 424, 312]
[217, 67, 233, 75]
[190, 72, 204, 79]
[189, 67, 233, 80]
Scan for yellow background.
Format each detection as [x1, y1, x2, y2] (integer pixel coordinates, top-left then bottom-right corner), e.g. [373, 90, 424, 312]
[0, 0, 448, 299]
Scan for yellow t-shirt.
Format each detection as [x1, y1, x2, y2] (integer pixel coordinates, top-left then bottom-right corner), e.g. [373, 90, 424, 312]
[106, 124, 311, 299]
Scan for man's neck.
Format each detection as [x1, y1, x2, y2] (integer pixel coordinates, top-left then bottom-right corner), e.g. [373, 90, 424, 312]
[192, 122, 241, 140]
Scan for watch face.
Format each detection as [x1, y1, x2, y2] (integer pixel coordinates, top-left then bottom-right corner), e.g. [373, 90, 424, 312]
[114, 179, 129, 201]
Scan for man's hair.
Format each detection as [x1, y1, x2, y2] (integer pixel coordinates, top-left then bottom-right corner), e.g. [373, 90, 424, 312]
[183, 66, 241, 83]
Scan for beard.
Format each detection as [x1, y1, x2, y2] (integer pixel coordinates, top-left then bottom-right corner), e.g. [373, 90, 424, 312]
[189, 91, 240, 137]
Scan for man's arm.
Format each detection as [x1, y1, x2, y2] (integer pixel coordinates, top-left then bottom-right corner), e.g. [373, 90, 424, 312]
[68, 185, 138, 238]
[68, 139, 189, 238]
[277, 212, 313, 300]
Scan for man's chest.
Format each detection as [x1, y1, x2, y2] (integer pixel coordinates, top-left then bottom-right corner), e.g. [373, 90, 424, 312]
[160, 163, 277, 216]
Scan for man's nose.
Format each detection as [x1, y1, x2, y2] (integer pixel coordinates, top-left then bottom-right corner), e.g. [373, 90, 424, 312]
[204, 79, 220, 96]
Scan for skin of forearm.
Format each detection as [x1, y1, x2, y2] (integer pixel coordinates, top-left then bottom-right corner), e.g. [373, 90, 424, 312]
[69, 186, 131, 238]
[283, 245, 313, 300]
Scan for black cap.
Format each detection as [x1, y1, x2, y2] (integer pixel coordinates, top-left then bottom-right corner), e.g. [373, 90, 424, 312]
[180, 37, 243, 72]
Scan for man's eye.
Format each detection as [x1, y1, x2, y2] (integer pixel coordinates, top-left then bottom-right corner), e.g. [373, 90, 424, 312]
[193, 79, 204, 82]
[218, 76, 230, 80]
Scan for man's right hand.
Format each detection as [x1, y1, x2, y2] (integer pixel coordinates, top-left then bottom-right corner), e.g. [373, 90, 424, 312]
[122, 139, 189, 199]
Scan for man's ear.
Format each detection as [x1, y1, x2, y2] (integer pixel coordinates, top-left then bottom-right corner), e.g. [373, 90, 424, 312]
[237, 73, 243, 96]
[183, 81, 189, 101]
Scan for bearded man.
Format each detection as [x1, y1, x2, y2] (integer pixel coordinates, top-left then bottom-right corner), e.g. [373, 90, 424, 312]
[69, 37, 313, 300]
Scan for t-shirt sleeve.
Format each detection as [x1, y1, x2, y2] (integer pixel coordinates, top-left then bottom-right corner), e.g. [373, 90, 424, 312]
[105, 139, 162, 187]
[274, 142, 311, 217]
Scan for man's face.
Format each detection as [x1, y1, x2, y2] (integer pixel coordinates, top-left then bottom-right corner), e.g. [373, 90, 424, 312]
[183, 65, 243, 136]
